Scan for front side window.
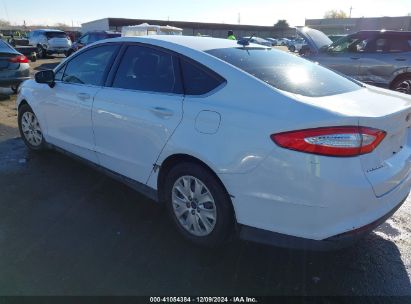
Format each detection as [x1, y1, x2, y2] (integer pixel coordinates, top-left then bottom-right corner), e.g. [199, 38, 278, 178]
[63, 44, 118, 86]
[112, 45, 183, 94]
[328, 35, 369, 53]
[207, 47, 362, 97]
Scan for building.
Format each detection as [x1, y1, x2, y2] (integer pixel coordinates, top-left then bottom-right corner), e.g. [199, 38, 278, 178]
[305, 16, 411, 35]
[81, 18, 297, 38]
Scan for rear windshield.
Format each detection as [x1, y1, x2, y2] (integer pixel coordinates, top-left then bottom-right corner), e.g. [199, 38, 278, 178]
[206, 48, 362, 97]
[45, 32, 67, 39]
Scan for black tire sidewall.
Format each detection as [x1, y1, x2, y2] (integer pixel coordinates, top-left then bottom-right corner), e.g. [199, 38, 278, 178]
[164, 162, 234, 247]
[18, 104, 46, 151]
[392, 75, 411, 94]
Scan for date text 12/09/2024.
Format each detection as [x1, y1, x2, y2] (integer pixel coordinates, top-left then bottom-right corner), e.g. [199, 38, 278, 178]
[150, 297, 258, 303]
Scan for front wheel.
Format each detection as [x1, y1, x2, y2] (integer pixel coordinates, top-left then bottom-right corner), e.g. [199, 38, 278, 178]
[163, 162, 234, 247]
[289, 45, 296, 52]
[18, 104, 47, 151]
[392, 75, 411, 95]
[37, 45, 46, 59]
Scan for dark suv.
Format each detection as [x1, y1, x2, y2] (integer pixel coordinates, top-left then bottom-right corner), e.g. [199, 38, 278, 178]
[299, 28, 411, 94]
[67, 31, 121, 56]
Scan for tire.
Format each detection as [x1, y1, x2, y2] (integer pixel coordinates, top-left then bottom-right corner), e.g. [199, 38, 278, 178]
[65, 49, 73, 57]
[289, 45, 296, 52]
[11, 85, 18, 94]
[391, 75, 411, 95]
[37, 45, 46, 59]
[163, 162, 234, 247]
[18, 104, 47, 151]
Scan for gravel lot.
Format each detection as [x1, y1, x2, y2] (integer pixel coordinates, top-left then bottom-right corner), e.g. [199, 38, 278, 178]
[0, 55, 410, 297]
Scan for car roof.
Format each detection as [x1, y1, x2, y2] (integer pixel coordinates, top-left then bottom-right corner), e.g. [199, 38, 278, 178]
[34, 29, 65, 33]
[101, 35, 268, 52]
[354, 30, 411, 36]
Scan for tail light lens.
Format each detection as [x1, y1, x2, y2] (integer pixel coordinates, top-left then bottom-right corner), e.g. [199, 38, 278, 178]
[9, 55, 29, 64]
[271, 126, 386, 157]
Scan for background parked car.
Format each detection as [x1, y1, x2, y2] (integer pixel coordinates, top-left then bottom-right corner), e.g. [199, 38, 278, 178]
[299, 27, 411, 95]
[0, 40, 30, 93]
[67, 31, 121, 56]
[266, 38, 278, 46]
[277, 38, 291, 46]
[239, 36, 273, 47]
[288, 38, 306, 52]
[28, 29, 72, 58]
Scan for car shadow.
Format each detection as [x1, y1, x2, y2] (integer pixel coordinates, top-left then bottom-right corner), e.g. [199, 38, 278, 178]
[0, 138, 410, 297]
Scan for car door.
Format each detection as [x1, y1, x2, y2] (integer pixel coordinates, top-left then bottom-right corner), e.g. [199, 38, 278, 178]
[92, 44, 184, 184]
[39, 43, 120, 163]
[358, 34, 411, 86]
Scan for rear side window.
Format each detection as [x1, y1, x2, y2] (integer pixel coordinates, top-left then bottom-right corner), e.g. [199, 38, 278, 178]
[112, 45, 183, 94]
[180, 59, 225, 95]
[63, 44, 118, 86]
[207, 47, 361, 97]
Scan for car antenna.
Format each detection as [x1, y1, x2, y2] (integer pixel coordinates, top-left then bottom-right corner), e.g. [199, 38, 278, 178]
[237, 33, 255, 47]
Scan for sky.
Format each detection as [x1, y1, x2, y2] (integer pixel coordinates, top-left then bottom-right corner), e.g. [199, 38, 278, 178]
[1, 0, 411, 27]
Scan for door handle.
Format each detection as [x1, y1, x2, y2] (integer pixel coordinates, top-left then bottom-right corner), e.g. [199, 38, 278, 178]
[350, 57, 360, 60]
[150, 107, 174, 118]
[395, 58, 407, 62]
[77, 93, 91, 101]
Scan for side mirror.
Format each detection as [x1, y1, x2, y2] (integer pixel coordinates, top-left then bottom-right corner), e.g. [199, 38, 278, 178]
[35, 70, 55, 87]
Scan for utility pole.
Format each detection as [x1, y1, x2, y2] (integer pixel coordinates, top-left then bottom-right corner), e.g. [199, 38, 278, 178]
[349, 6, 354, 18]
[238, 13, 241, 25]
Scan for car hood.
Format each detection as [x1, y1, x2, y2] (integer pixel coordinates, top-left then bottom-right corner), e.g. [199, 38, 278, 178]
[297, 27, 332, 52]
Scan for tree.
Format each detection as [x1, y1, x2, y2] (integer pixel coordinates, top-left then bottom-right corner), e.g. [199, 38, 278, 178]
[54, 22, 70, 29]
[274, 20, 290, 29]
[324, 10, 348, 19]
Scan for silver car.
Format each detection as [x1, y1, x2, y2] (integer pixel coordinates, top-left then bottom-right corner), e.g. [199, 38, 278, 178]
[0, 40, 30, 93]
[299, 28, 411, 94]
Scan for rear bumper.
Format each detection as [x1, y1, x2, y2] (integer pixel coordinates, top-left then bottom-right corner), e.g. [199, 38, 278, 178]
[239, 195, 407, 251]
[46, 47, 70, 54]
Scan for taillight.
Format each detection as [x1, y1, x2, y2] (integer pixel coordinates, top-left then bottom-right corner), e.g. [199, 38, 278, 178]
[271, 126, 386, 157]
[9, 55, 29, 64]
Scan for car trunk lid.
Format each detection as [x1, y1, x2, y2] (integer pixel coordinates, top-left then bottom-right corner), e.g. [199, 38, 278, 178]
[294, 86, 411, 197]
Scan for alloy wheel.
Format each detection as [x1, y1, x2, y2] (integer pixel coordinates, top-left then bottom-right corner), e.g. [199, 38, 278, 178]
[171, 176, 217, 237]
[21, 112, 43, 147]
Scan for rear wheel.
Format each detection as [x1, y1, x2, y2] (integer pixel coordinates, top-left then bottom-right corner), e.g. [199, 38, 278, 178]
[392, 75, 411, 95]
[37, 45, 46, 59]
[18, 104, 46, 151]
[163, 162, 234, 247]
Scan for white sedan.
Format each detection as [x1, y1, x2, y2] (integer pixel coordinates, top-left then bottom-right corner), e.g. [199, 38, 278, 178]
[17, 36, 411, 250]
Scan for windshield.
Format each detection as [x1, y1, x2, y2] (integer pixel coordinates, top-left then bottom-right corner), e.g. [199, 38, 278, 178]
[45, 31, 67, 39]
[299, 28, 332, 49]
[206, 47, 362, 97]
